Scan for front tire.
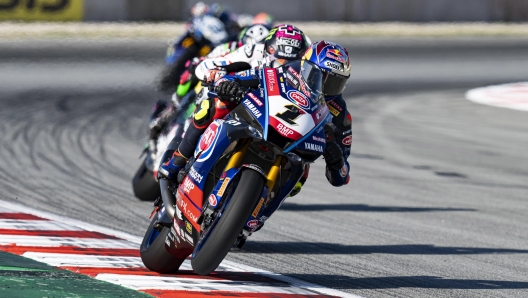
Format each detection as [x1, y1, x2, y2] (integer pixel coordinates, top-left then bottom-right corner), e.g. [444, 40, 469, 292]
[140, 216, 185, 273]
[191, 169, 265, 275]
[132, 160, 161, 201]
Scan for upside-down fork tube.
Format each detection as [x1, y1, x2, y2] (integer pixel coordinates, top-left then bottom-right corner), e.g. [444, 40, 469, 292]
[266, 156, 283, 191]
[159, 179, 177, 220]
[223, 139, 251, 172]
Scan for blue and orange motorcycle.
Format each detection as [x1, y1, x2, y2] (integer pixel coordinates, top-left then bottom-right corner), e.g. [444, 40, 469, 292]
[140, 61, 331, 275]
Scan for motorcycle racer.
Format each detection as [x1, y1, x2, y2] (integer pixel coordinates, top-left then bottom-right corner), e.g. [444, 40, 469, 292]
[158, 3, 245, 93]
[194, 24, 311, 84]
[159, 41, 352, 194]
[147, 24, 272, 159]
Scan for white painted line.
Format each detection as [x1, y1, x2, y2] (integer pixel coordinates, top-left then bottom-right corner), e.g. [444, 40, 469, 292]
[466, 82, 528, 111]
[96, 274, 317, 295]
[0, 235, 137, 249]
[0, 219, 81, 231]
[0, 200, 142, 243]
[0, 200, 362, 298]
[221, 259, 363, 298]
[22, 252, 145, 268]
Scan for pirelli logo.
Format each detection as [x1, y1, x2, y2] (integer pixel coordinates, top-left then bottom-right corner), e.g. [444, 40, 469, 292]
[252, 198, 265, 218]
[217, 178, 230, 197]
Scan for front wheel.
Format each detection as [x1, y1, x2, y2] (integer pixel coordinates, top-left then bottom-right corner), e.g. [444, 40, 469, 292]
[191, 169, 265, 275]
[132, 159, 161, 201]
[140, 215, 185, 273]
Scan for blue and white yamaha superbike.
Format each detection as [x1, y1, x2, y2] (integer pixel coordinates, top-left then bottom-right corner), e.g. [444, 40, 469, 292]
[140, 61, 331, 275]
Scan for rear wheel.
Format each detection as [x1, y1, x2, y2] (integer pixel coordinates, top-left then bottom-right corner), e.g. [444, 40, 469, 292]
[191, 169, 265, 275]
[140, 215, 185, 273]
[132, 160, 161, 201]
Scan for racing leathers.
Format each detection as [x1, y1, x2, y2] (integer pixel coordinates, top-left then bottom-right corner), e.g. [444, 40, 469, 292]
[148, 40, 241, 156]
[161, 64, 352, 188]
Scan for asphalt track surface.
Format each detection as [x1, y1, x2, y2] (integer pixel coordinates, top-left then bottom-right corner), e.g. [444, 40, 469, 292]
[1, 37, 528, 297]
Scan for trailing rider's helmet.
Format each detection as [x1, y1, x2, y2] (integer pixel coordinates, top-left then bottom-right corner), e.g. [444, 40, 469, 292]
[238, 24, 271, 47]
[264, 24, 309, 61]
[302, 41, 351, 96]
[252, 12, 274, 28]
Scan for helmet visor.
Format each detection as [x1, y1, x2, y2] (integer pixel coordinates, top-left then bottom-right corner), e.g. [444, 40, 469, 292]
[323, 72, 348, 96]
[284, 61, 323, 103]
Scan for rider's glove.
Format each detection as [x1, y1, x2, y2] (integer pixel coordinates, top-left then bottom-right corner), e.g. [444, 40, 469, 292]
[289, 181, 303, 197]
[204, 69, 227, 83]
[323, 141, 345, 171]
[215, 81, 244, 103]
[157, 154, 187, 182]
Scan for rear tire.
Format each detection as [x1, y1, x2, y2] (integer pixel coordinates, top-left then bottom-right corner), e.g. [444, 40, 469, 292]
[140, 216, 185, 273]
[132, 160, 161, 201]
[191, 169, 265, 275]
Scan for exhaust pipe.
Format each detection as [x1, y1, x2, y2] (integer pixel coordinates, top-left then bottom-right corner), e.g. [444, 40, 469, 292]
[159, 179, 176, 220]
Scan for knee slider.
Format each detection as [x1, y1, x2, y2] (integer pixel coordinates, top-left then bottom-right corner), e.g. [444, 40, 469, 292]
[193, 98, 215, 126]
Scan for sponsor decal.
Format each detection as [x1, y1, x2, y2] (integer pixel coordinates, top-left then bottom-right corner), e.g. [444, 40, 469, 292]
[328, 100, 343, 111]
[287, 67, 310, 97]
[243, 99, 262, 118]
[185, 233, 194, 245]
[312, 135, 326, 143]
[342, 135, 352, 146]
[252, 198, 265, 218]
[165, 238, 171, 246]
[285, 72, 299, 87]
[217, 178, 230, 196]
[225, 119, 241, 126]
[339, 165, 348, 177]
[243, 164, 266, 177]
[276, 123, 294, 137]
[185, 221, 192, 234]
[326, 51, 346, 63]
[199, 122, 219, 151]
[220, 171, 227, 180]
[182, 177, 195, 194]
[328, 105, 340, 116]
[266, 68, 279, 95]
[170, 226, 181, 243]
[278, 67, 284, 73]
[287, 90, 309, 108]
[247, 219, 259, 229]
[208, 194, 217, 207]
[276, 37, 301, 48]
[189, 167, 203, 183]
[0, 0, 84, 21]
[304, 142, 323, 152]
[280, 83, 286, 94]
[278, 51, 297, 58]
[247, 93, 263, 106]
[324, 60, 343, 71]
[177, 196, 199, 223]
[342, 129, 352, 135]
[167, 230, 174, 243]
[175, 206, 183, 220]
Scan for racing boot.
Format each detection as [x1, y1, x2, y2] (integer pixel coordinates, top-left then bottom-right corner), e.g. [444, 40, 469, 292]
[158, 152, 188, 184]
[288, 181, 304, 197]
[288, 165, 310, 197]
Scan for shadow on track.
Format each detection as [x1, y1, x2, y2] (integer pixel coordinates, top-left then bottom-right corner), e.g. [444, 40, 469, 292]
[235, 242, 528, 255]
[279, 203, 476, 212]
[283, 275, 528, 290]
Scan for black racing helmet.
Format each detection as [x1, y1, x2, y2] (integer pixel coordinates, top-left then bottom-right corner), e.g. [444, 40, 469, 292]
[263, 24, 309, 61]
